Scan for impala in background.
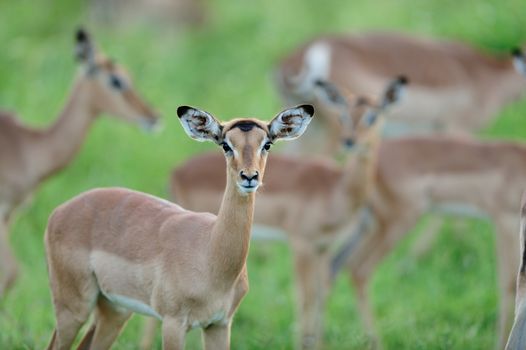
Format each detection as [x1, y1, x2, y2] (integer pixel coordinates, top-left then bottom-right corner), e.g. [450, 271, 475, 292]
[275, 32, 526, 155]
[0, 28, 159, 297]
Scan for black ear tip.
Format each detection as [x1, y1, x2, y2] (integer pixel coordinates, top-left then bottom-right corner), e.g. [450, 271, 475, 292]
[177, 105, 193, 118]
[512, 47, 523, 58]
[76, 27, 89, 43]
[397, 75, 409, 85]
[300, 104, 315, 117]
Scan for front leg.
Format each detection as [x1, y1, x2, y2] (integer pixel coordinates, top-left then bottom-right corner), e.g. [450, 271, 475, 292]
[162, 317, 186, 350]
[291, 239, 331, 349]
[203, 323, 231, 350]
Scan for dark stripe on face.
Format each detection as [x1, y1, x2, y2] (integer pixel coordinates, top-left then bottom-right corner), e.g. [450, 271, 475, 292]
[223, 120, 270, 139]
[230, 120, 263, 132]
[521, 229, 526, 274]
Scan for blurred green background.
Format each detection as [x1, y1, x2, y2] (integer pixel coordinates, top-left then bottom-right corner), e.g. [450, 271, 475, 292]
[1, 0, 526, 348]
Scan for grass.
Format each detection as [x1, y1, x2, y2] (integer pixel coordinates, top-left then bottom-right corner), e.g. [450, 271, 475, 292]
[0, 0, 525, 348]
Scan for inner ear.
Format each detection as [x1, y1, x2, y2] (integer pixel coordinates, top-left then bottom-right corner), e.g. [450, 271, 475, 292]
[268, 104, 314, 141]
[177, 106, 223, 143]
[381, 75, 409, 108]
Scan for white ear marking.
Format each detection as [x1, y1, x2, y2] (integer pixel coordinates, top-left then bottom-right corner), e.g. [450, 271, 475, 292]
[177, 106, 222, 143]
[269, 104, 314, 141]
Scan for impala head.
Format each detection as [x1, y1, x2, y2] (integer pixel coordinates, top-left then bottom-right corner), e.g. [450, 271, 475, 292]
[74, 28, 160, 130]
[512, 47, 526, 77]
[177, 105, 314, 194]
[315, 76, 407, 150]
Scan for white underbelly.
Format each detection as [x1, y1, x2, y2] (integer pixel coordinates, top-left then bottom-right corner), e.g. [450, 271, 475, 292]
[103, 292, 162, 320]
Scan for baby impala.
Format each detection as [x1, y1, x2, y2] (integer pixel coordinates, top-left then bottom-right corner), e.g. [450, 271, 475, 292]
[44, 104, 313, 350]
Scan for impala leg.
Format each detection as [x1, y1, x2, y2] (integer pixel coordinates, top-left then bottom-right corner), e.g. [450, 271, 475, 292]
[46, 307, 89, 350]
[162, 317, 186, 350]
[141, 317, 160, 350]
[496, 217, 520, 349]
[82, 296, 132, 349]
[76, 324, 96, 350]
[292, 241, 331, 350]
[346, 211, 417, 349]
[46, 246, 98, 350]
[203, 323, 231, 350]
[410, 215, 444, 258]
[349, 271, 380, 349]
[0, 221, 18, 296]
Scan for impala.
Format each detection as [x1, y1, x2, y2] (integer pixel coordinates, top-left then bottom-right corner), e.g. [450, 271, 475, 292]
[0, 28, 158, 296]
[161, 78, 405, 349]
[44, 105, 314, 349]
[275, 32, 526, 155]
[505, 192, 526, 350]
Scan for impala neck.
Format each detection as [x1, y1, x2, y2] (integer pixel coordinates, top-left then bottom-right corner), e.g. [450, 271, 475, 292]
[338, 138, 381, 211]
[32, 77, 96, 183]
[210, 166, 255, 285]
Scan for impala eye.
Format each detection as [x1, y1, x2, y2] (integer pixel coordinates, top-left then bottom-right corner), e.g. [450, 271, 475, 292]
[221, 142, 232, 153]
[263, 142, 272, 151]
[109, 74, 124, 90]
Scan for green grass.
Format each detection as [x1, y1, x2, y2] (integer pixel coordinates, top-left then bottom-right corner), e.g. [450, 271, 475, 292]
[0, 0, 525, 348]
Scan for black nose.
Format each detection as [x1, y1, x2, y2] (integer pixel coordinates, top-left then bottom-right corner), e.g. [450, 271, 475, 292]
[240, 171, 259, 182]
[344, 139, 355, 148]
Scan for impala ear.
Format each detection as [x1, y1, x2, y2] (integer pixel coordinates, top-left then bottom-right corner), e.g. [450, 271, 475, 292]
[268, 104, 314, 141]
[512, 48, 526, 76]
[314, 80, 349, 109]
[380, 75, 409, 109]
[177, 106, 223, 143]
[75, 27, 95, 66]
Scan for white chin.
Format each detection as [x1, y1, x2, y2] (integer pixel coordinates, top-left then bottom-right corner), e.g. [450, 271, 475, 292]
[238, 185, 258, 194]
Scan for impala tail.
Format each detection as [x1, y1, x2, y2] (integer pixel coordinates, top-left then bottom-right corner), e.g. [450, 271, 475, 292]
[275, 42, 332, 102]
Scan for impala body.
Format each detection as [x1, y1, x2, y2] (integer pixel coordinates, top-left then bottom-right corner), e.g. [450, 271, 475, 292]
[275, 31, 526, 155]
[45, 105, 314, 349]
[0, 29, 158, 296]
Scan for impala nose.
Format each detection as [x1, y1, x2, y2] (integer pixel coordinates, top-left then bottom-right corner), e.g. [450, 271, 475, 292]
[240, 171, 259, 183]
[239, 171, 260, 193]
[343, 138, 355, 149]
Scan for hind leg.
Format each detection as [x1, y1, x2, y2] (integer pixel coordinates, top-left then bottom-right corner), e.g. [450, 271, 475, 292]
[140, 318, 160, 350]
[45, 247, 98, 349]
[81, 296, 132, 349]
[46, 307, 90, 350]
